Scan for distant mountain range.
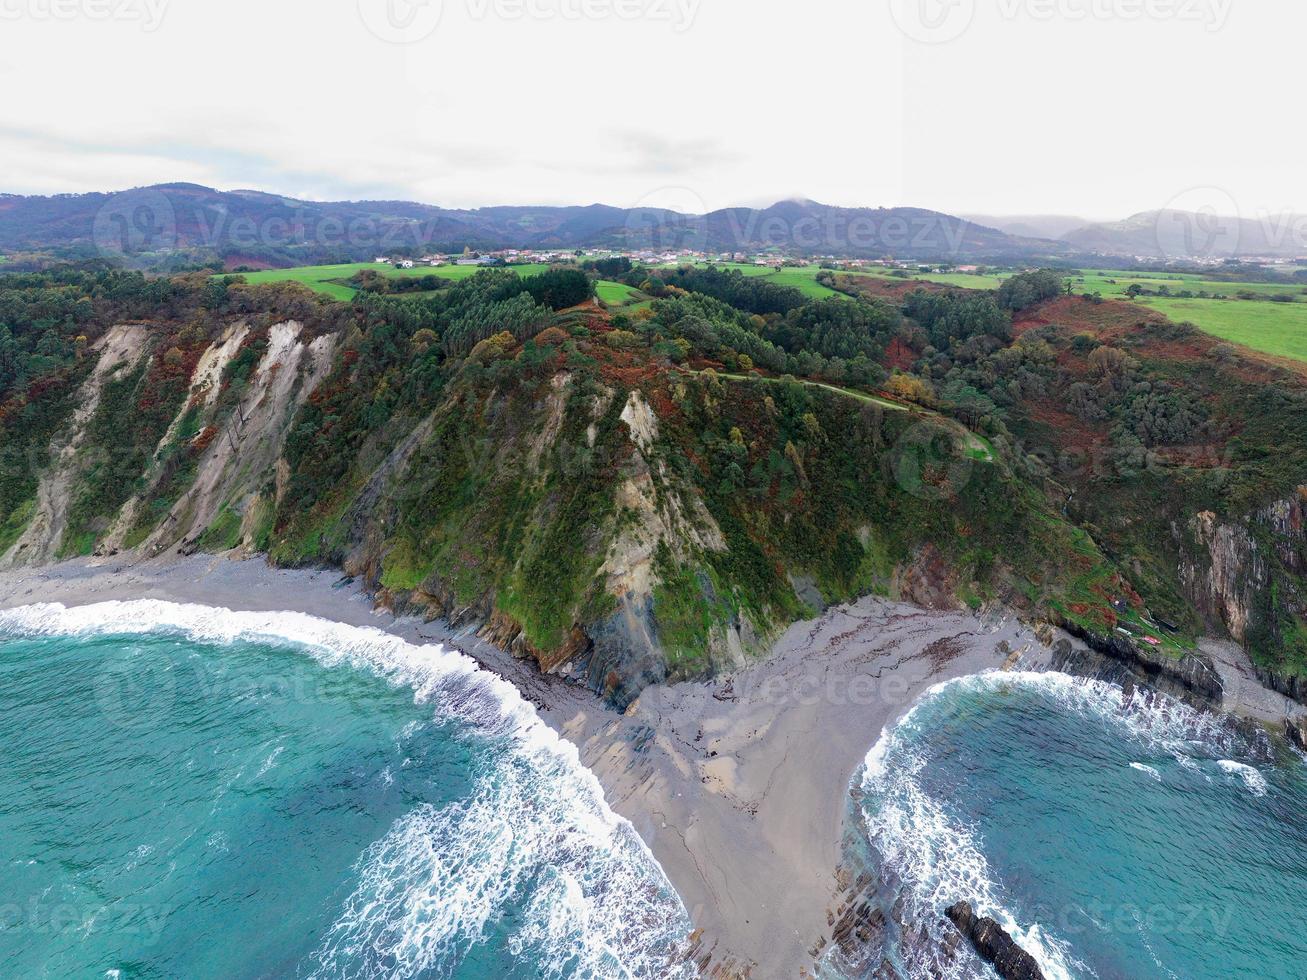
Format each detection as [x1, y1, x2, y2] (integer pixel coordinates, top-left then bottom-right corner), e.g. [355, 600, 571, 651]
[0, 184, 1065, 267]
[972, 210, 1307, 261]
[961, 214, 1093, 242]
[1, 184, 1303, 267]
[1061, 209, 1307, 260]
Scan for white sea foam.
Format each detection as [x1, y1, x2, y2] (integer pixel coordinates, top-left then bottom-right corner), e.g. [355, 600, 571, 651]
[857, 675, 1083, 980]
[255, 745, 284, 779]
[1217, 760, 1269, 797]
[961, 670, 1263, 760]
[0, 601, 694, 978]
[1130, 762, 1163, 781]
[854, 669, 1267, 980]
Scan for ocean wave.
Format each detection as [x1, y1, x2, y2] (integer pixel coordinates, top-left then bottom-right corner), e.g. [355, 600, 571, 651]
[857, 696, 1081, 980]
[1130, 763, 1162, 782]
[854, 669, 1269, 980]
[1217, 760, 1269, 797]
[957, 671, 1268, 761]
[0, 601, 693, 979]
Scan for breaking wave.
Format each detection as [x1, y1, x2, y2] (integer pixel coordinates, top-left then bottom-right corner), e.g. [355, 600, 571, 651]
[0, 601, 693, 979]
[853, 670, 1277, 980]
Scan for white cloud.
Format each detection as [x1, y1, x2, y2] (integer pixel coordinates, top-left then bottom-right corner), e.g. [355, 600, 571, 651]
[0, 0, 1303, 221]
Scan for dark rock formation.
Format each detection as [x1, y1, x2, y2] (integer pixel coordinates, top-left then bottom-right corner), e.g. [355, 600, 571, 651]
[1287, 716, 1307, 751]
[1177, 497, 1307, 707]
[1051, 629, 1224, 708]
[1257, 666, 1307, 708]
[944, 901, 1045, 980]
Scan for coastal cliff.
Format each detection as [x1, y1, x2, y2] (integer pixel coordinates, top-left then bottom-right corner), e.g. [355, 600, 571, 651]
[3, 269, 1307, 706]
[1178, 495, 1307, 703]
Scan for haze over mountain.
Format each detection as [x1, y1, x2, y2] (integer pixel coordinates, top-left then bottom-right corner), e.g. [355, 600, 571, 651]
[1061, 210, 1307, 261]
[6, 184, 1307, 268]
[961, 214, 1093, 242]
[0, 184, 1068, 267]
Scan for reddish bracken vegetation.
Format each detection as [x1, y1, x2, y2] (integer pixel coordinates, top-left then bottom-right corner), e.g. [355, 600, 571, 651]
[192, 425, 219, 453]
[884, 335, 918, 372]
[833, 274, 950, 303]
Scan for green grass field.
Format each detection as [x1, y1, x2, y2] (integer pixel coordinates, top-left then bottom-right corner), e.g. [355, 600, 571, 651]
[766, 267, 845, 299]
[1068, 270, 1307, 301]
[595, 280, 642, 306]
[857, 266, 1307, 363]
[893, 271, 1011, 290]
[855, 266, 1307, 303]
[652, 262, 847, 299]
[224, 261, 1306, 363]
[222, 262, 550, 301]
[1133, 296, 1307, 362]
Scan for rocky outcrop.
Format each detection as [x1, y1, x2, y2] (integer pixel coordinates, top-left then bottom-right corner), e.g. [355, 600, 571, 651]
[1286, 716, 1307, 751]
[1175, 496, 1307, 704]
[944, 902, 1045, 980]
[1052, 629, 1224, 707]
[1, 324, 151, 568]
[1182, 510, 1265, 643]
[1256, 667, 1307, 707]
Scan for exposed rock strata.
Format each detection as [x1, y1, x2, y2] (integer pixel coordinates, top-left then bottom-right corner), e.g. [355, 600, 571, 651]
[944, 901, 1046, 980]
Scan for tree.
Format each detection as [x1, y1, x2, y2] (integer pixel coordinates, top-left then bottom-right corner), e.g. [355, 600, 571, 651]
[0, 325, 19, 397]
[902, 290, 1011, 347]
[997, 269, 1063, 311]
[509, 268, 593, 310]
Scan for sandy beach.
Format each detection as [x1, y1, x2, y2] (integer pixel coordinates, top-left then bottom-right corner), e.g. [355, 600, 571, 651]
[1, 555, 1302, 977]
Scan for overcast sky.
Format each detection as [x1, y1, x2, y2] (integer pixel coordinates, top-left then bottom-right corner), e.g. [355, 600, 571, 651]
[1, 0, 1302, 220]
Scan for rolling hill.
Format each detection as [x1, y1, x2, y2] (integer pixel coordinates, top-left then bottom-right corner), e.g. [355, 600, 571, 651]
[0, 184, 1068, 266]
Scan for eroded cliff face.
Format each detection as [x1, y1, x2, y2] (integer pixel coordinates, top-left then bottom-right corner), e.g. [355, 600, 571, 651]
[2, 319, 337, 568]
[1182, 511, 1265, 644]
[11, 305, 1306, 707]
[1, 325, 151, 568]
[310, 375, 753, 704]
[140, 322, 337, 558]
[1178, 493, 1307, 699]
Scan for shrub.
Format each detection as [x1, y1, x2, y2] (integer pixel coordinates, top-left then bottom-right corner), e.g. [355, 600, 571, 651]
[533, 326, 569, 347]
[997, 269, 1064, 311]
[605, 329, 640, 349]
[468, 331, 517, 365]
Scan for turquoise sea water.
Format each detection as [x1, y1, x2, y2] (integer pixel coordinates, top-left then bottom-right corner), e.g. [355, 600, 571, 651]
[0, 602, 692, 980]
[851, 671, 1307, 980]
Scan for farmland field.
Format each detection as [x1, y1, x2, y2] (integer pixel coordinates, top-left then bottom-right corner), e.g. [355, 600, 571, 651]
[596, 280, 643, 306]
[906, 271, 1011, 290]
[1132, 296, 1307, 362]
[859, 267, 1307, 303]
[652, 262, 847, 299]
[221, 262, 550, 300]
[1068, 270, 1307, 301]
[862, 266, 1307, 363]
[221, 261, 1307, 363]
[765, 267, 845, 299]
